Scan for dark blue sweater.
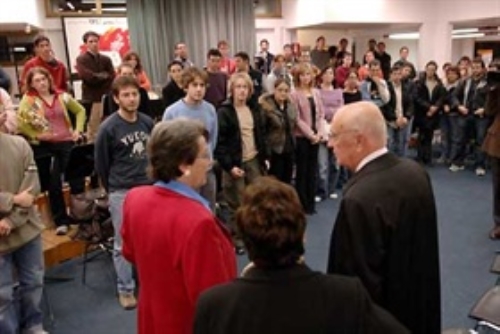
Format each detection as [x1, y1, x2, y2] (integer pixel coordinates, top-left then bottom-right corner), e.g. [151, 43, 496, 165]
[94, 112, 154, 191]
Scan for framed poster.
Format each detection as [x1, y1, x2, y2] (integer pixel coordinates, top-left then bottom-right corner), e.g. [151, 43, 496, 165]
[63, 17, 130, 75]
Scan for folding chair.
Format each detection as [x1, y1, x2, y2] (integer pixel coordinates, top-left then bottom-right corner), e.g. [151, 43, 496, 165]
[441, 329, 475, 334]
[470, 286, 500, 332]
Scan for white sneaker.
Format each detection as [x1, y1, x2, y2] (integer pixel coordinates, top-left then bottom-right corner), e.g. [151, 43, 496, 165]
[475, 167, 486, 176]
[314, 196, 322, 203]
[329, 193, 338, 199]
[55, 225, 68, 236]
[449, 164, 464, 172]
[27, 326, 49, 334]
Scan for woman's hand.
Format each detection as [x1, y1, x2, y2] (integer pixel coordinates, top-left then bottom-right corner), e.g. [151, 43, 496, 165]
[231, 167, 245, 178]
[72, 130, 82, 142]
[311, 134, 321, 144]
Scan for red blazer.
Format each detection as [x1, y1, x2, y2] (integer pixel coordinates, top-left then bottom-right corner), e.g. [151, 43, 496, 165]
[122, 186, 237, 334]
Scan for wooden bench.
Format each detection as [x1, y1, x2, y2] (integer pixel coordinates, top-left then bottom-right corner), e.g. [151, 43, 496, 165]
[37, 193, 86, 269]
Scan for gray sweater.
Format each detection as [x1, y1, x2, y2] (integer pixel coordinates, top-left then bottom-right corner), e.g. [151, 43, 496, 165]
[0, 133, 43, 254]
[95, 112, 154, 192]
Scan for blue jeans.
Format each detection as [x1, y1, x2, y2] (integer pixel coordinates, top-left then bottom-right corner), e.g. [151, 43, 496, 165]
[449, 115, 467, 166]
[317, 143, 336, 198]
[0, 235, 44, 334]
[109, 190, 135, 294]
[387, 123, 412, 157]
[450, 115, 490, 168]
[440, 115, 452, 161]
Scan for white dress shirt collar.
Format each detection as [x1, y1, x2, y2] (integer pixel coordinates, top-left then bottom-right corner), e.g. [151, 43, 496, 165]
[355, 147, 389, 172]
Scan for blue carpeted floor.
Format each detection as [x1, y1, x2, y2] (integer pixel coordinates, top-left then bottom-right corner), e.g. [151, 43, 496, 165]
[43, 163, 500, 333]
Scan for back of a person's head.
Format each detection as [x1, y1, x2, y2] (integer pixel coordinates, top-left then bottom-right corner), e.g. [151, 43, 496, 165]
[236, 177, 306, 268]
[335, 101, 387, 150]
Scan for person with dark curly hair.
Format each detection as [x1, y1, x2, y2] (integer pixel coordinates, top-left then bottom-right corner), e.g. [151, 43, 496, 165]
[195, 176, 408, 334]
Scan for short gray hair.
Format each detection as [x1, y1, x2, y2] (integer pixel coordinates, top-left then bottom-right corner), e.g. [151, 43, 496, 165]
[147, 118, 208, 182]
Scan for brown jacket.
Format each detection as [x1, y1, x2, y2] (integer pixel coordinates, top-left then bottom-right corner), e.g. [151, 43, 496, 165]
[259, 93, 297, 155]
[0, 133, 43, 254]
[482, 86, 500, 158]
[76, 51, 115, 102]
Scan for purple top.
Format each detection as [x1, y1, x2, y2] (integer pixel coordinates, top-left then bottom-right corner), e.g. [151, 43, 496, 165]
[318, 88, 344, 122]
[205, 71, 228, 108]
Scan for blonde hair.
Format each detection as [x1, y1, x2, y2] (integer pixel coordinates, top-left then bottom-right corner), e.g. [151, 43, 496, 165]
[292, 63, 314, 89]
[229, 72, 254, 98]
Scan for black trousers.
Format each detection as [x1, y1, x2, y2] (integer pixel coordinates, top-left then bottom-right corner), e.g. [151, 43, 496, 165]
[295, 138, 319, 214]
[416, 116, 439, 164]
[269, 151, 294, 185]
[32, 141, 74, 227]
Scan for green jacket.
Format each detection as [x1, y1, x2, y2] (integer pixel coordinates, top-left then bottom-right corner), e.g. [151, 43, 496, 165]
[17, 92, 86, 143]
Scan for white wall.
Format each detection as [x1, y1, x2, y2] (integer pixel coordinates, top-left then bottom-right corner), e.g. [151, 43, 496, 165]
[281, 0, 500, 70]
[0, 0, 45, 27]
[324, 0, 425, 24]
[437, 0, 500, 22]
[255, 18, 287, 55]
[283, 0, 500, 28]
[296, 29, 352, 52]
[282, 0, 327, 29]
[451, 39, 475, 63]
[2, 0, 499, 95]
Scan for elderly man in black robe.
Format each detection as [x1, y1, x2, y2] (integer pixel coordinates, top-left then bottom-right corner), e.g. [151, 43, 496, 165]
[326, 101, 441, 334]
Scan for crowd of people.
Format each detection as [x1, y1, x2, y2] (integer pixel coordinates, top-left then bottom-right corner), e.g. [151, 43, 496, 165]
[0, 30, 499, 334]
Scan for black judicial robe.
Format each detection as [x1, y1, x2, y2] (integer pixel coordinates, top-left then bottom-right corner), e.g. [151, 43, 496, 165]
[327, 153, 441, 334]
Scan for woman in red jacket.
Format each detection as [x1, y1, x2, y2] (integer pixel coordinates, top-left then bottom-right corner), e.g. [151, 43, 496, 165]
[121, 118, 236, 334]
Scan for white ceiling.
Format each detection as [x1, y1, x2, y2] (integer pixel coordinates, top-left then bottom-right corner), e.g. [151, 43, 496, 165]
[296, 19, 500, 36]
